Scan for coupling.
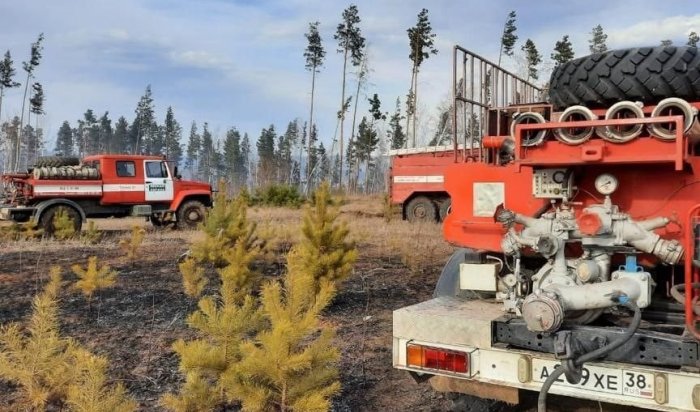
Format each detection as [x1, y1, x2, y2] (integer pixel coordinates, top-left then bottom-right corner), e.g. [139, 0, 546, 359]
[510, 112, 547, 147]
[649, 97, 698, 141]
[602, 101, 645, 143]
[554, 105, 597, 145]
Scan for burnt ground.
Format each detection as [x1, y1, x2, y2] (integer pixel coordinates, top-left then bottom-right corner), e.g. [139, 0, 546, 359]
[0, 201, 641, 412]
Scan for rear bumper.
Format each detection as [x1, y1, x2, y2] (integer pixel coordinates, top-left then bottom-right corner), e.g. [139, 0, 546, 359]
[393, 297, 700, 411]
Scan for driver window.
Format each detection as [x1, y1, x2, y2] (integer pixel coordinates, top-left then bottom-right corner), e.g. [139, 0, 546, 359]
[146, 161, 166, 178]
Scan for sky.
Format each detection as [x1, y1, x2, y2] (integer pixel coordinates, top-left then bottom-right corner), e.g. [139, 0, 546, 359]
[0, 0, 699, 153]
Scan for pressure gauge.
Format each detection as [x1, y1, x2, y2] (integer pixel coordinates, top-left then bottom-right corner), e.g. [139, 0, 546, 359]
[594, 173, 619, 195]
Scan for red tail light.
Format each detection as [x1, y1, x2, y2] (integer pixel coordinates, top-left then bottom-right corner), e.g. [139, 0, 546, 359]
[407, 343, 469, 374]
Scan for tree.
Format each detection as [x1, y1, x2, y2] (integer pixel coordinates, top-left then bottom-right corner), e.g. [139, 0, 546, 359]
[354, 117, 379, 192]
[334, 4, 365, 188]
[348, 54, 369, 189]
[522, 39, 542, 81]
[163, 106, 182, 164]
[589, 24, 608, 53]
[660, 39, 673, 46]
[223, 127, 241, 188]
[304, 22, 326, 184]
[0, 50, 21, 125]
[278, 121, 297, 183]
[689, 31, 699, 47]
[256, 125, 277, 186]
[185, 122, 200, 177]
[113, 116, 129, 154]
[55, 121, 74, 156]
[240, 133, 251, 189]
[14, 33, 44, 171]
[388, 98, 406, 150]
[498, 11, 518, 65]
[407, 8, 438, 147]
[317, 142, 330, 182]
[72, 256, 117, 304]
[98, 112, 113, 154]
[132, 85, 155, 154]
[198, 123, 215, 182]
[551, 35, 574, 66]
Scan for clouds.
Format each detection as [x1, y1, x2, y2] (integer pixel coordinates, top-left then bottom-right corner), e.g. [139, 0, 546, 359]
[0, 0, 699, 152]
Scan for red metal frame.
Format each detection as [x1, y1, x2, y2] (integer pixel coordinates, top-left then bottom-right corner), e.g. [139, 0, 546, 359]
[686, 205, 700, 340]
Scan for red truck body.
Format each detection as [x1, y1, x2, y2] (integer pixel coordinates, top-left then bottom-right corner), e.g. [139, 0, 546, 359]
[0, 154, 213, 231]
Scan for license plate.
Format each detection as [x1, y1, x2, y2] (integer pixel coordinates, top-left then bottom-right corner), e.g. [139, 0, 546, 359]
[532, 359, 655, 399]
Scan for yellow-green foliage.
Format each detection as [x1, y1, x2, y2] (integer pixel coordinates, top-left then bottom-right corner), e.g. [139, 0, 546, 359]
[81, 221, 102, 244]
[53, 208, 77, 240]
[221, 252, 340, 412]
[179, 258, 207, 299]
[163, 193, 264, 411]
[72, 256, 117, 301]
[382, 194, 393, 223]
[289, 182, 357, 286]
[119, 225, 145, 262]
[65, 348, 137, 412]
[0, 267, 135, 410]
[191, 188, 260, 267]
[0, 222, 43, 241]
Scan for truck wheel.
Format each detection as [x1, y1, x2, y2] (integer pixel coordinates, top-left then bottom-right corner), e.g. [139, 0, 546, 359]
[38, 205, 82, 236]
[439, 198, 452, 222]
[549, 46, 700, 109]
[34, 156, 80, 168]
[434, 248, 493, 299]
[405, 196, 438, 223]
[176, 200, 206, 229]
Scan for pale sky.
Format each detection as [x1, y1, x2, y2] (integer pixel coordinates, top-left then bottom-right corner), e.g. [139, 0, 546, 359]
[1, 0, 699, 152]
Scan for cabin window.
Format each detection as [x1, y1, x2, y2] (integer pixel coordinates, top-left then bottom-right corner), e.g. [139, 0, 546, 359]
[116, 161, 136, 177]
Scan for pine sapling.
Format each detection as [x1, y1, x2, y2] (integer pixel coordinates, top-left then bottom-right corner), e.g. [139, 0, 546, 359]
[119, 225, 145, 263]
[72, 256, 117, 305]
[81, 220, 102, 244]
[53, 208, 76, 240]
[179, 257, 207, 299]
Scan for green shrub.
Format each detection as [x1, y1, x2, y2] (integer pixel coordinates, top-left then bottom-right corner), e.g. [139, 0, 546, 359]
[252, 184, 304, 208]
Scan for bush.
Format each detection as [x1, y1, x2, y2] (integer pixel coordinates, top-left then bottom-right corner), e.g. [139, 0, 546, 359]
[252, 184, 304, 208]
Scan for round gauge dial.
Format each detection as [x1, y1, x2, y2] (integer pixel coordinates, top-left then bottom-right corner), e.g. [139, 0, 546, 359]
[594, 173, 619, 195]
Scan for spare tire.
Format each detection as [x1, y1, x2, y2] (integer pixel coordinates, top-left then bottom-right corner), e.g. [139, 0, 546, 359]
[35, 156, 80, 168]
[549, 46, 700, 110]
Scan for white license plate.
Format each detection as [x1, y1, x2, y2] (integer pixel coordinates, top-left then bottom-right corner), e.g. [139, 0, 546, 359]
[532, 359, 655, 399]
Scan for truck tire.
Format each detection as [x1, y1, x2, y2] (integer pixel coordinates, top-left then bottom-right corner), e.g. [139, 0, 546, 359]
[439, 198, 452, 222]
[34, 156, 80, 168]
[549, 46, 700, 110]
[405, 196, 438, 223]
[176, 200, 206, 229]
[38, 205, 82, 235]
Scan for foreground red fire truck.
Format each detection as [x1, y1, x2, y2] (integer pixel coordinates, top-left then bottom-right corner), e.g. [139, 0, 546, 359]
[393, 45, 700, 411]
[0, 154, 213, 232]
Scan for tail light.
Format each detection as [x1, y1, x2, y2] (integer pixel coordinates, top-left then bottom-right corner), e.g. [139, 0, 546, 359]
[406, 343, 469, 374]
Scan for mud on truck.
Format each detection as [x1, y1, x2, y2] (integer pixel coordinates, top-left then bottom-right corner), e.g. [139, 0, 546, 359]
[393, 45, 700, 411]
[0, 154, 213, 234]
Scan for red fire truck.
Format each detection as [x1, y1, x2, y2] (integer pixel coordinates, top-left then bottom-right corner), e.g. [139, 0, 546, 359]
[0, 154, 213, 233]
[393, 45, 700, 411]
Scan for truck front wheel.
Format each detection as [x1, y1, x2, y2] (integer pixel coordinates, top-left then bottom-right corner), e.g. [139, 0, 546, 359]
[176, 200, 205, 229]
[38, 205, 82, 236]
[405, 196, 438, 223]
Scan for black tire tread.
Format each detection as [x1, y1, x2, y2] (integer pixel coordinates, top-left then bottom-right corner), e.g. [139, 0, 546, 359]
[549, 46, 700, 109]
[35, 156, 80, 168]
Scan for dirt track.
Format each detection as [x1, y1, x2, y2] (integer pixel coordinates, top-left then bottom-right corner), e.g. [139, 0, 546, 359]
[0, 200, 639, 411]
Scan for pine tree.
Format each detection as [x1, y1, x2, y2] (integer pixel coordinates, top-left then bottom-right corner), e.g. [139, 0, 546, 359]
[162, 192, 263, 411]
[198, 123, 215, 182]
[53, 208, 76, 240]
[240, 133, 251, 188]
[113, 116, 129, 154]
[256, 125, 277, 186]
[407, 9, 438, 147]
[305, 22, 325, 185]
[348, 54, 369, 190]
[354, 117, 379, 192]
[689, 31, 699, 47]
[179, 257, 206, 299]
[132, 85, 155, 154]
[388, 97, 406, 149]
[551, 35, 574, 66]
[55, 121, 74, 156]
[186, 122, 200, 178]
[118, 225, 145, 263]
[72, 256, 117, 303]
[589, 24, 608, 53]
[98, 112, 113, 153]
[660, 39, 673, 46]
[498, 11, 518, 65]
[0, 50, 21, 124]
[14, 33, 44, 171]
[334, 4, 365, 188]
[317, 142, 330, 182]
[223, 127, 242, 188]
[163, 106, 183, 164]
[23, 124, 42, 167]
[521, 39, 542, 81]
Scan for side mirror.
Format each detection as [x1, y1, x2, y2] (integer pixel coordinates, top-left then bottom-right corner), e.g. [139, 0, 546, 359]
[174, 166, 182, 180]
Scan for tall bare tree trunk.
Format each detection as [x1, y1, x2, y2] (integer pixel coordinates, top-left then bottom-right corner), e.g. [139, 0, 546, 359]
[348, 76, 362, 192]
[406, 65, 416, 148]
[338, 47, 349, 189]
[14, 73, 30, 171]
[412, 69, 418, 147]
[308, 65, 317, 183]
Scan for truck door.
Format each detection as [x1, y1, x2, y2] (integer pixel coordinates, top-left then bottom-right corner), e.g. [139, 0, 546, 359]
[144, 160, 174, 202]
